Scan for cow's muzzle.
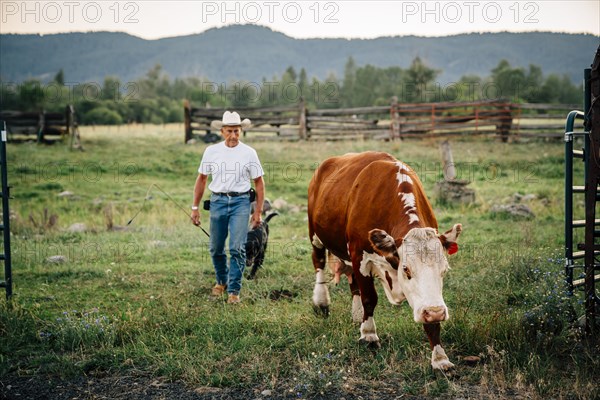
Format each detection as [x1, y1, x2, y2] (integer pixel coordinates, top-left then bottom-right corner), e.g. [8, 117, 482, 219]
[420, 306, 447, 323]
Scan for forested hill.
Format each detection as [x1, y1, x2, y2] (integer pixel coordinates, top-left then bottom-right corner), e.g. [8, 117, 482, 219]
[1, 24, 597, 84]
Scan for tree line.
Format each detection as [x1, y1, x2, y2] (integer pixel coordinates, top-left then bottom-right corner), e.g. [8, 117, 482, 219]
[0, 57, 582, 125]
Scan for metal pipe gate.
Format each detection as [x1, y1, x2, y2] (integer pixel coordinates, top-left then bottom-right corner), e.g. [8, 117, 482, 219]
[565, 50, 600, 337]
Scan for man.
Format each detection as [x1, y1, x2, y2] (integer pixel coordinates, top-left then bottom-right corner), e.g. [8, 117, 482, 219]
[191, 111, 265, 304]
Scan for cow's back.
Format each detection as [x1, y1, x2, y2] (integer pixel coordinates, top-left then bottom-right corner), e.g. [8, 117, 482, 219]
[308, 151, 395, 259]
[345, 160, 438, 253]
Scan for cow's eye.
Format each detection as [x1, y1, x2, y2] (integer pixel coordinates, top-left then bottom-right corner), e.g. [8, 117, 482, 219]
[402, 265, 412, 280]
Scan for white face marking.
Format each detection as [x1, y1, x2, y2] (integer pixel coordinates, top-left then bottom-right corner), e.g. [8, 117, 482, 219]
[362, 228, 449, 321]
[400, 229, 449, 322]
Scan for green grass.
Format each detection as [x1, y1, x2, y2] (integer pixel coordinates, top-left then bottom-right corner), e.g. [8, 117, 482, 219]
[1, 124, 598, 399]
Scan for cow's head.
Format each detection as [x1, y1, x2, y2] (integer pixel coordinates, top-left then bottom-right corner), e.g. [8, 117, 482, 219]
[368, 224, 462, 324]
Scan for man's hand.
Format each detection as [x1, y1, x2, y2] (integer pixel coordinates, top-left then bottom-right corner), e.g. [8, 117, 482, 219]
[191, 209, 201, 226]
[251, 210, 262, 228]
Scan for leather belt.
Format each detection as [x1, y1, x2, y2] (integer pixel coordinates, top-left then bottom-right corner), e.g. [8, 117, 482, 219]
[213, 191, 250, 197]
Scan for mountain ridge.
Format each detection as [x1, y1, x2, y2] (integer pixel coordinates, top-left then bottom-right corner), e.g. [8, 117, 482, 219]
[1, 25, 597, 85]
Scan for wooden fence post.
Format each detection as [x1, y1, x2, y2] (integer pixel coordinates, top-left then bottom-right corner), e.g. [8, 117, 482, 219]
[66, 105, 74, 149]
[497, 103, 513, 142]
[391, 96, 400, 140]
[439, 140, 456, 181]
[36, 111, 45, 143]
[299, 98, 307, 140]
[184, 99, 192, 143]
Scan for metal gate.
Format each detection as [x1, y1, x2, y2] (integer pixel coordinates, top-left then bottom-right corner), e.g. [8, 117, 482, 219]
[565, 47, 600, 337]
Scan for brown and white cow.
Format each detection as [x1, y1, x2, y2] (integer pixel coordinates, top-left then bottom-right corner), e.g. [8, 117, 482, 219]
[308, 151, 462, 370]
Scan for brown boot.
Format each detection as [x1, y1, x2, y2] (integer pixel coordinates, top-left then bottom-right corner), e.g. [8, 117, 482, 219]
[227, 294, 241, 304]
[211, 284, 226, 297]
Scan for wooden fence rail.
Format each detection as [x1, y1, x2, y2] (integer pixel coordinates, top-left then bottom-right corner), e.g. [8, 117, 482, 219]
[184, 99, 580, 142]
[0, 105, 81, 148]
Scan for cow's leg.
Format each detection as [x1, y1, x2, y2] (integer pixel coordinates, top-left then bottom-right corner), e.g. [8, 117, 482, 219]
[353, 255, 380, 347]
[349, 274, 363, 324]
[311, 234, 330, 316]
[423, 323, 454, 370]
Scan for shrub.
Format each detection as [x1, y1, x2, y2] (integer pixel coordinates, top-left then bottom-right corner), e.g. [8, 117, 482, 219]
[82, 107, 123, 125]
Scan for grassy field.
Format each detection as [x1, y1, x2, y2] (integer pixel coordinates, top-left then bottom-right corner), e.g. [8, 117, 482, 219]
[1, 124, 598, 399]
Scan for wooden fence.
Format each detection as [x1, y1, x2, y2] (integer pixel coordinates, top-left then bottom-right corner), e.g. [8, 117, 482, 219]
[0, 105, 81, 148]
[184, 100, 304, 143]
[184, 99, 580, 142]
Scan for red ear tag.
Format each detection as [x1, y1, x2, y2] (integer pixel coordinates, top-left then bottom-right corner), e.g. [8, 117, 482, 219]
[447, 242, 458, 255]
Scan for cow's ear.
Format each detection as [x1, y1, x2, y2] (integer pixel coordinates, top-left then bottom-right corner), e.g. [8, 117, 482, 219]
[368, 229, 400, 269]
[440, 223, 462, 255]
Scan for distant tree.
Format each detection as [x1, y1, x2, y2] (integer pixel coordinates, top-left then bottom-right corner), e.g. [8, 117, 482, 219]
[139, 64, 171, 98]
[19, 80, 45, 111]
[317, 73, 340, 108]
[488, 59, 579, 103]
[102, 76, 122, 101]
[490, 59, 528, 101]
[538, 74, 581, 104]
[298, 68, 309, 102]
[54, 69, 65, 86]
[379, 67, 404, 103]
[278, 66, 300, 104]
[353, 64, 382, 106]
[284, 66, 297, 83]
[404, 57, 440, 102]
[341, 57, 357, 107]
[82, 107, 123, 125]
[456, 74, 483, 102]
[0, 81, 19, 109]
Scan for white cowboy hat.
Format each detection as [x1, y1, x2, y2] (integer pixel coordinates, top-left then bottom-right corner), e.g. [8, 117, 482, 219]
[211, 111, 251, 129]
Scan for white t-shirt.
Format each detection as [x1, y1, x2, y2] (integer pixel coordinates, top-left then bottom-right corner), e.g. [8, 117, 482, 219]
[198, 141, 264, 193]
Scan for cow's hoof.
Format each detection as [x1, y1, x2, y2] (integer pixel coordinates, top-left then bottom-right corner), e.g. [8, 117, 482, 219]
[432, 359, 455, 371]
[431, 345, 454, 371]
[313, 304, 330, 317]
[358, 338, 381, 350]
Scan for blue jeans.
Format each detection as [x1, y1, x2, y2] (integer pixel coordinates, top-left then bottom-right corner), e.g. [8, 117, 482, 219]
[209, 193, 250, 295]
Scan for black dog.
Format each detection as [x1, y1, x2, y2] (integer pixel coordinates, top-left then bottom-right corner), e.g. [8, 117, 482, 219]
[245, 212, 278, 280]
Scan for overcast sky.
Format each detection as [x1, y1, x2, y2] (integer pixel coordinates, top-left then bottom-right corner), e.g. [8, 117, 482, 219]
[1, 0, 599, 39]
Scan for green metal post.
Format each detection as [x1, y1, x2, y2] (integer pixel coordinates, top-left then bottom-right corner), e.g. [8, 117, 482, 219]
[0, 121, 12, 300]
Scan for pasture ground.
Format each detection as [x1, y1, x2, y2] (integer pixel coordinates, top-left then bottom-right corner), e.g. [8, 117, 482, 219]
[1, 124, 599, 399]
